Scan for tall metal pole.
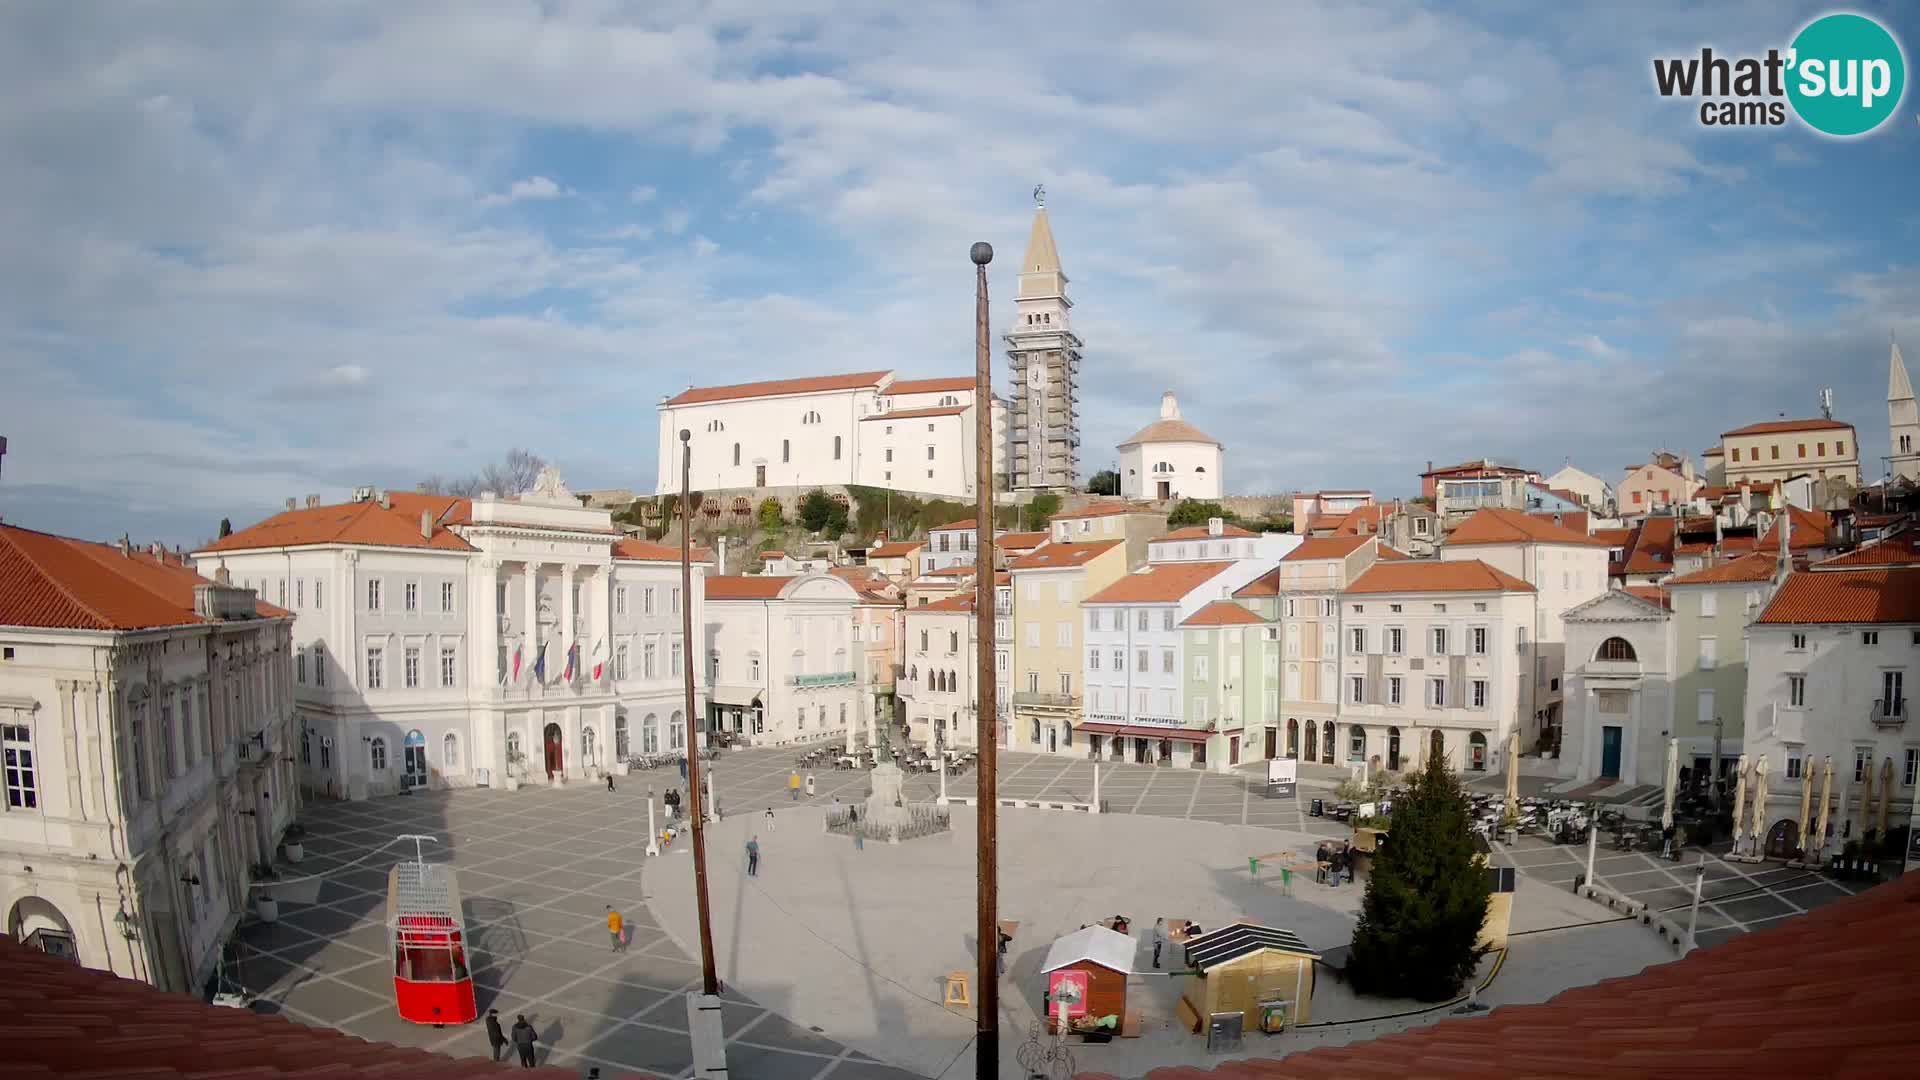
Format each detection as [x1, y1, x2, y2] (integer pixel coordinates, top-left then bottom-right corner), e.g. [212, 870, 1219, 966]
[680, 429, 720, 997]
[969, 239, 999, 1080]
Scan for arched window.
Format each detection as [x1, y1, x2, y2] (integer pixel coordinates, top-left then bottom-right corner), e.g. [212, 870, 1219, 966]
[1349, 725, 1366, 761]
[1596, 637, 1638, 662]
[834, 435, 842, 460]
[1062, 722, 1073, 748]
[443, 732, 460, 769]
[1322, 721, 1335, 763]
[909, 664, 918, 683]
[1286, 719, 1299, 757]
[733, 443, 741, 466]
[301, 728, 311, 765]
[1030, 719, 1041, 745]
[1469, 731, 1488, 771]
[642, 713, 660, 754]
[669, 711, 685, 750]
[370, 737, 388, 771]
[581, 726, 597, 767]
[615, 712, 630, 759]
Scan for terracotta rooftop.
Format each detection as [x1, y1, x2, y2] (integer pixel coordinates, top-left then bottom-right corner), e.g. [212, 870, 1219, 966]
[1422, 458, 1533, 477]
[921, 593, 977, 612]
[1756, 566, 1920, 624]
[1702, 445, 1724, 456]
[759, 549, 786, 559]
[1051, 500, 1159, 521]
[1333, 505, 1391, 535]
[1281, 535, 1375, 561]
[1180, 599, 1265, 627]
[662, 369, 890, 407]
[1447, 508, 1607, 547]
[1665, 551, 1780, 586]
[1085, 561, 1235, 604]
[929, 519, 977, 531]
[1722, 416, 1855, 437]
[1117, 416, 1221, 447]
[2, 524, 286, 631]
[1304, 512, 1347, 532]
[1812, 532, 1920, 568]
[704, 575, 796, 600]
[1376, 546, 1414, 560]
[1009, 540, 1123, 570]
[1347, 559, 1535, 595]
[610, 537, 713, 563]
[884, 376, 973, 395]
[866, 540, 924, 558]
[1233, 568, 1280, 598]
[1154, 524, 1257, 542]
[200, 497, 479, 554]
[1624, 585, 1672, 609]
[994, 530, 1050, 550]
[1758, 507, 1834, 553]
[1527, 509, 1590, 535]
[860, 405, 969, 421]
[0, 934, 573, 1078]
[924, 564, 978, 578]
[1621, 516, 1678, 576]
[1089, 871, 1920, 1080]
[1592, 527, 1635, 548]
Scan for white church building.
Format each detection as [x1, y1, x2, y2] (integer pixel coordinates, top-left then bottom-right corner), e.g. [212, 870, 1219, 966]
[654, 371, 1007, 501]
[1119, 392, 1225, 502]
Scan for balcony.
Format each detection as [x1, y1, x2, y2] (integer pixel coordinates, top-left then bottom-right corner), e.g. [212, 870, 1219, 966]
[1871, 698, 1906, 730]
[1013, 690, 1081, 709]
[790, 671, 858, 688]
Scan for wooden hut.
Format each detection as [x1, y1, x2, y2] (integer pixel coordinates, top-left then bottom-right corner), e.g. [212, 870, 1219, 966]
[1179, 922, 1320, 1034]
[1039, 925, 1134, 1033]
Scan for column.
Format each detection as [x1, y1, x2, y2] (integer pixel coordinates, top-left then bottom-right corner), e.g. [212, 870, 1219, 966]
[524, 560, 541, 683]
[598, 564, 613, 686]
[477, 558, 500, 690]
[560, 564, 576, 686]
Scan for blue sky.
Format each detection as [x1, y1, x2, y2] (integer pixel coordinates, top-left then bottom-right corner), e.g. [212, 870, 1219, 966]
[1, 1, 1916, 546]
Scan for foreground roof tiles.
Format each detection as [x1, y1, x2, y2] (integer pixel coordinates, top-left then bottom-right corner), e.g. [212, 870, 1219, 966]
[0, 935, 573, 1078]
[1755, 566, 1920, 625]
[1447, 508, 1606, 547]
[1812, 532, 1920, 568]
[994, 530, 1050, 550]
[1233, 568, 1281, 597]
[1009, 539, 1122, 570]
[201, 499, 478, 553]
[1347, 559, 1534, 595]
[1758, 506, 1834, 553]
[1621, 516, 1678, 575]
[921, 593, 976, 612]
[2, 524, 283, 631]
[1624, 585, 1672, 609]
[662, 369, 891, 406]
[1086, 871, 1920, 1080]
[1085, 561, 1235, 604]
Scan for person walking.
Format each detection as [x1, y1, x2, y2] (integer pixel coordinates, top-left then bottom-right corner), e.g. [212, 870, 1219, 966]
[805, 773, 817, 798]
[679, 754, 688, 780]
[606, 905, 625, 952]
[605, 770, 616, 792]
[484, 1008, 507, 1062]
[746, 835, 760, 877]
[789, 771, 802, 801]
[1661, 821, 1677, 860]
[850, 805, 862, 850]
[765, 806, 776, 832]
[510, 1014, 537, 1068]
[1151, 918, 1167, 969]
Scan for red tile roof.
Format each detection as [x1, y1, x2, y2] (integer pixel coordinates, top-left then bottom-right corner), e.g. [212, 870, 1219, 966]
[1008, 540, 1122, 570]
[1421, 458, 1533, 478]
[1756, 566, 1920, 624]
[860, 405, 969, 421]
[1304, 512, 1347, 532]
[1117, 416, 1221, 447]
[1758, 506, 1834, 552]
[0, 935, 572, 1078]
[1621, 516, 1678, 575]
[1333, 505, 1391, 535]
[1281, 535, 1375, 561]
[2, 524, 284, 631]
[704, 575, 795, 599]
[1347, 559, 1534, 595]
[866, 540, 924, 558]
[610, 538, 713, 563]
[994, 530, 1049, 550]
[1592, 527, 1634, 548]
[663, 369, 891, 406]
[1376, 545, 1414, 560]
[1051, 500, 1158, 521]
[759, 549, 786, 559]
[929, 519, 977, 531]
[921, 593, 977, 612]
[924, 564, 977, 578]
[1624, 585, 1671, 609]
[884, 376, 973, 395]
[1090, 870, 1920, 1080]
[200, 499, 478, 554]
[1085, 562, 1235, 604]
[1665, 551, 1780, 586]
[1722, 416, 1855, 436]
[1180, 599, 1265, 627]
[1233, 568, 1280, 597]
[1702, 445, 1724, 456]
[1812, 532, 1920, 568]
[1527, 509, 1589, 535]
[1154, 524, 1257, 541]
[1447, 508, 1607, 547]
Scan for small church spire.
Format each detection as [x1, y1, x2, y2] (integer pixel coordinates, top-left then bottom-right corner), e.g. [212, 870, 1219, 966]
[1891, 335, 1915, 404]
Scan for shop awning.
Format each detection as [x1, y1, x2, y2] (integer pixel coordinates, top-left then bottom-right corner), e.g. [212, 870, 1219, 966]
[708, 685, 763, 708]
[1078, 722, 1210, 743]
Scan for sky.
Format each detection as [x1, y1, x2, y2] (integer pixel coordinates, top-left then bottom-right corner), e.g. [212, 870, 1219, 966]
[1, 0, 1916, 547]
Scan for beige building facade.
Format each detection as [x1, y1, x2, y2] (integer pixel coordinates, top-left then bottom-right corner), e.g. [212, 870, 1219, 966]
[1716, 418, 1859, 488]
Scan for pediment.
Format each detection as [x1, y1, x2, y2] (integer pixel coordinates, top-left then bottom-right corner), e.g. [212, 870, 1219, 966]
[1564, 589, 1669, 622]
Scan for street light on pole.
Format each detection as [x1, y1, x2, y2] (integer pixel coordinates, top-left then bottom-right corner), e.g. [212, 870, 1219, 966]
[969, 238, 1000, 1080]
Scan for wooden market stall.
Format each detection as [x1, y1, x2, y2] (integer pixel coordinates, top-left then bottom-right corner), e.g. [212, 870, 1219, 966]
[1040, 925, 1135, 1035]
[1179, 922, 1320, 1035]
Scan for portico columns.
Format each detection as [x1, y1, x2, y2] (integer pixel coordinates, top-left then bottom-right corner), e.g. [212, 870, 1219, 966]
[524, 559, 541, 678]
[477, 558, 500, 690]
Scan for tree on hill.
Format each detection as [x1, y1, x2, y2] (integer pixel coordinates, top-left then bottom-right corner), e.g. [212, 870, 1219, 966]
[419, 448, 546, 497]
[218, 517, 233, 538]
[1167, 499, 1236, 528]
[798, 489, 850, 536]
[1087, 469, 1120, 496]
[757, 497, 785, 534]
[1026, 492, 1062, 526]
[1346, 754, 1492, 1001]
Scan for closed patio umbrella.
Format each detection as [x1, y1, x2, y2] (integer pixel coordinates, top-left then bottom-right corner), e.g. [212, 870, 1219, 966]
[1813, 757, 1834, 862]
[1879, 757, 1896, 836]
[1749, 755, 1769, 857]
[1836, 761, 1854, 851]
[1860, 757, 1875, 839]
[1504, 729, 1520, 823]
[1796, 756, 1814, 860]
[1661, 738, 1680, 830]
[1729, 754, 1750, 852]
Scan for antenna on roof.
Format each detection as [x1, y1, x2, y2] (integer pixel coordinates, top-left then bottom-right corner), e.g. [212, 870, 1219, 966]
[1817, 387, 1833, 420]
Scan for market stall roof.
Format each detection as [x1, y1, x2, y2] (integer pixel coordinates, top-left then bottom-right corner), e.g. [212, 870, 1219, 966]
[708, 684, 763, 707]
[1042, 925, 1136, 974]
[1184, 923, 1319, 972]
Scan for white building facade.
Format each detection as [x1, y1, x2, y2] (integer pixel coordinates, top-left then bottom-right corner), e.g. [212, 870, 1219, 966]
[194, 472, 705, 800]
[901, 595, 981, 751]
[1561, 590, 1678, 787]
[1119, 393, 1224, 502]
[703, 573, 861, 747]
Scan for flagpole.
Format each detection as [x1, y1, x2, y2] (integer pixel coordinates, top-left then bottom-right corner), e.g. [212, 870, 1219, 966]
[680, 428, 721, 995]
[969, 238, 999, 1080]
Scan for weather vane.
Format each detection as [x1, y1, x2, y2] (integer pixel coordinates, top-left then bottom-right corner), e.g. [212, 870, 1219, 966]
[1033, 183, 1045, 208]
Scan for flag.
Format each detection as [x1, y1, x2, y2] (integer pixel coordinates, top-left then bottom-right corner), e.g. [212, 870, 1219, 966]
[562, 640, 577, 682]
[509, 641, 523, 685]
[531, 639, 547, 684]
[591, 638, 607, 682]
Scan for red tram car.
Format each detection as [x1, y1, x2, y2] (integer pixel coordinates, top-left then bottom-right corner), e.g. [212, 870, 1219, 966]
[387, 859, 477, 1025]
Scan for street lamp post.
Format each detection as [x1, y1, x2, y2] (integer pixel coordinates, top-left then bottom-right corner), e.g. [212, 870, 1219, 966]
[969, 238, 999, 1080]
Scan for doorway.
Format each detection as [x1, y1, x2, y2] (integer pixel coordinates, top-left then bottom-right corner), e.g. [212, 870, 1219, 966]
[1157, 480, 1171, 500]
[1264, 728, 1276, 759]
[754, 465, 767, 487]
[543, 722, 564, 780]
[1600, 725, 1623, 780]
[1089, 734, 1103, 759]
[402, 730, 427, 791]
[1229, 736, 1240, 766]
[1134, 738, 1149, 763]
[1388, 727, 1401, 772]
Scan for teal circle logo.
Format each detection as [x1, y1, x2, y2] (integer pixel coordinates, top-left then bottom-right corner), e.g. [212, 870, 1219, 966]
[1786, 13, 1905, 136]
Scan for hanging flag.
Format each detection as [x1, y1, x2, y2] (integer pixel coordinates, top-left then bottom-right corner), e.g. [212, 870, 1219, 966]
[509, 641, 523, 685]
[562, 640, 578, 682]
[531, 639, 547, 684]
[591, 638, 607, 682]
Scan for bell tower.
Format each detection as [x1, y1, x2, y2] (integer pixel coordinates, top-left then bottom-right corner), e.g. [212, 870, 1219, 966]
[1004, 187, 1082, 493]
[1890, 337, 1918, 483]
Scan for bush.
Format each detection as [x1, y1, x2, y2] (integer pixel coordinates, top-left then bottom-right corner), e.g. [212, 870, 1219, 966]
[757, 497, 785, 534]
[1347, 755, 1491, 1001]
[798, 489, 835, 532]
[1087, 469, 1120, 496]
[1167, 499, 1236, 528]
[1028, 492, 1062, 524]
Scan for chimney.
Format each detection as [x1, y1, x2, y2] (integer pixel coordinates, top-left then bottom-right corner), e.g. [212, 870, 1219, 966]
[307, 494, 321, 508]
[718, 535, 729, 575]
[1776, 509, 1792, 580]
[214, 564, 231, 585]
[379, 490, 391, 510]
[420, 510, 433, 539]
[1208, 517, 1224, 537]
[285, 497, 296, 512]
[117, 534, 131, 557]
[149, 541, 162, 557]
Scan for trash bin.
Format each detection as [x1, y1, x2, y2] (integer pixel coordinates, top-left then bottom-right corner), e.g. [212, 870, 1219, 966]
[1309, 798, 1325, 818]
[1573, 873, 1586, 892]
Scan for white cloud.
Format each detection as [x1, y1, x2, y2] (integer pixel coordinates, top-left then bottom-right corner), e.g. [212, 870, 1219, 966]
[627, 184, 657, 204]
[662, 207, 691, 235]
[478, 175, 566, 207]
[690, 235, 718, 258]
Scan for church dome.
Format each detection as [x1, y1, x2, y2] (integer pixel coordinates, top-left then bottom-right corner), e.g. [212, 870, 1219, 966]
[1117, 392, 1221, 448]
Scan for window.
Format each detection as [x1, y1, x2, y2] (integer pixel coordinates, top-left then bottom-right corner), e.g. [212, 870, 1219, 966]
[1089, 649, 1101, 671]
[1700, 591, 1717, 618]
[1348, 676, 1365, 704]
[644, 587, 657, 616]
[278, 579, 287, 606]
[1322, 599, 1335, 617]
[1471, 679, 1488, 708]
[1698, 636, 1717, 670]
[496, 582, 506, 613]
[1137, 610, 1150, 631]
[297, 651, 307, 684]
[1770, 445, 1779, 460]
[1785, 752, 1803, 780]
[1059, 672, 1072, 695]
[1161, 609, 1175, 631]
[1429, 677, 1447, 707]
[441, 647, 458, 687]
[1788, 674, 1806, 708]
[927, 445, 935, 461]
[1907, 747, 1919, 787]
[1286, 599, 1296, 618]
[615, 644, 630, 680]
[1387, 627, 1403, 654]
[402, 646, 420, 688]
[834, 435, 842, 460]
[1026, 671, 1039, 693]
[1350, 628, 1365, 654]
[949, 630, 960, 654]
[1162, 649, 1175, 674]
[1597, 637, 1637, 662]
[295, 578, 304, 608]
[1797, 443, 1806, 458]
[4, 722, 37, 809]
[1431, 627, 1447, 654]
[366, 647, 384, 689]
[644, 641, 659, 679]
[1387, 676, 1403, 706]
[314, 645, 326, 687]
[1884, 671, 1905, 714]
[1862, 631, 1879, 646]
[404, 582, 418, 612]
[1730, 447, 1740, 462]
[1195, 656, 1210, 678]
[440, 582, 455, 613]
[1349, 725, 1366, 760]
[615, 587, 628, 615]
[1470, 627, 1487, 655]
[1697, 689, 1715, 726]
[670, 641, 682, 677]
[1786, 631, 1808, 650]
[1854, 748, 1870, 783]
[919, 629, 929, 653]
[370, 737, 387, 770]
[367, 578, 383, 611]
[782, 439, 790, 463]
[1837, 441, 1846, 455]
